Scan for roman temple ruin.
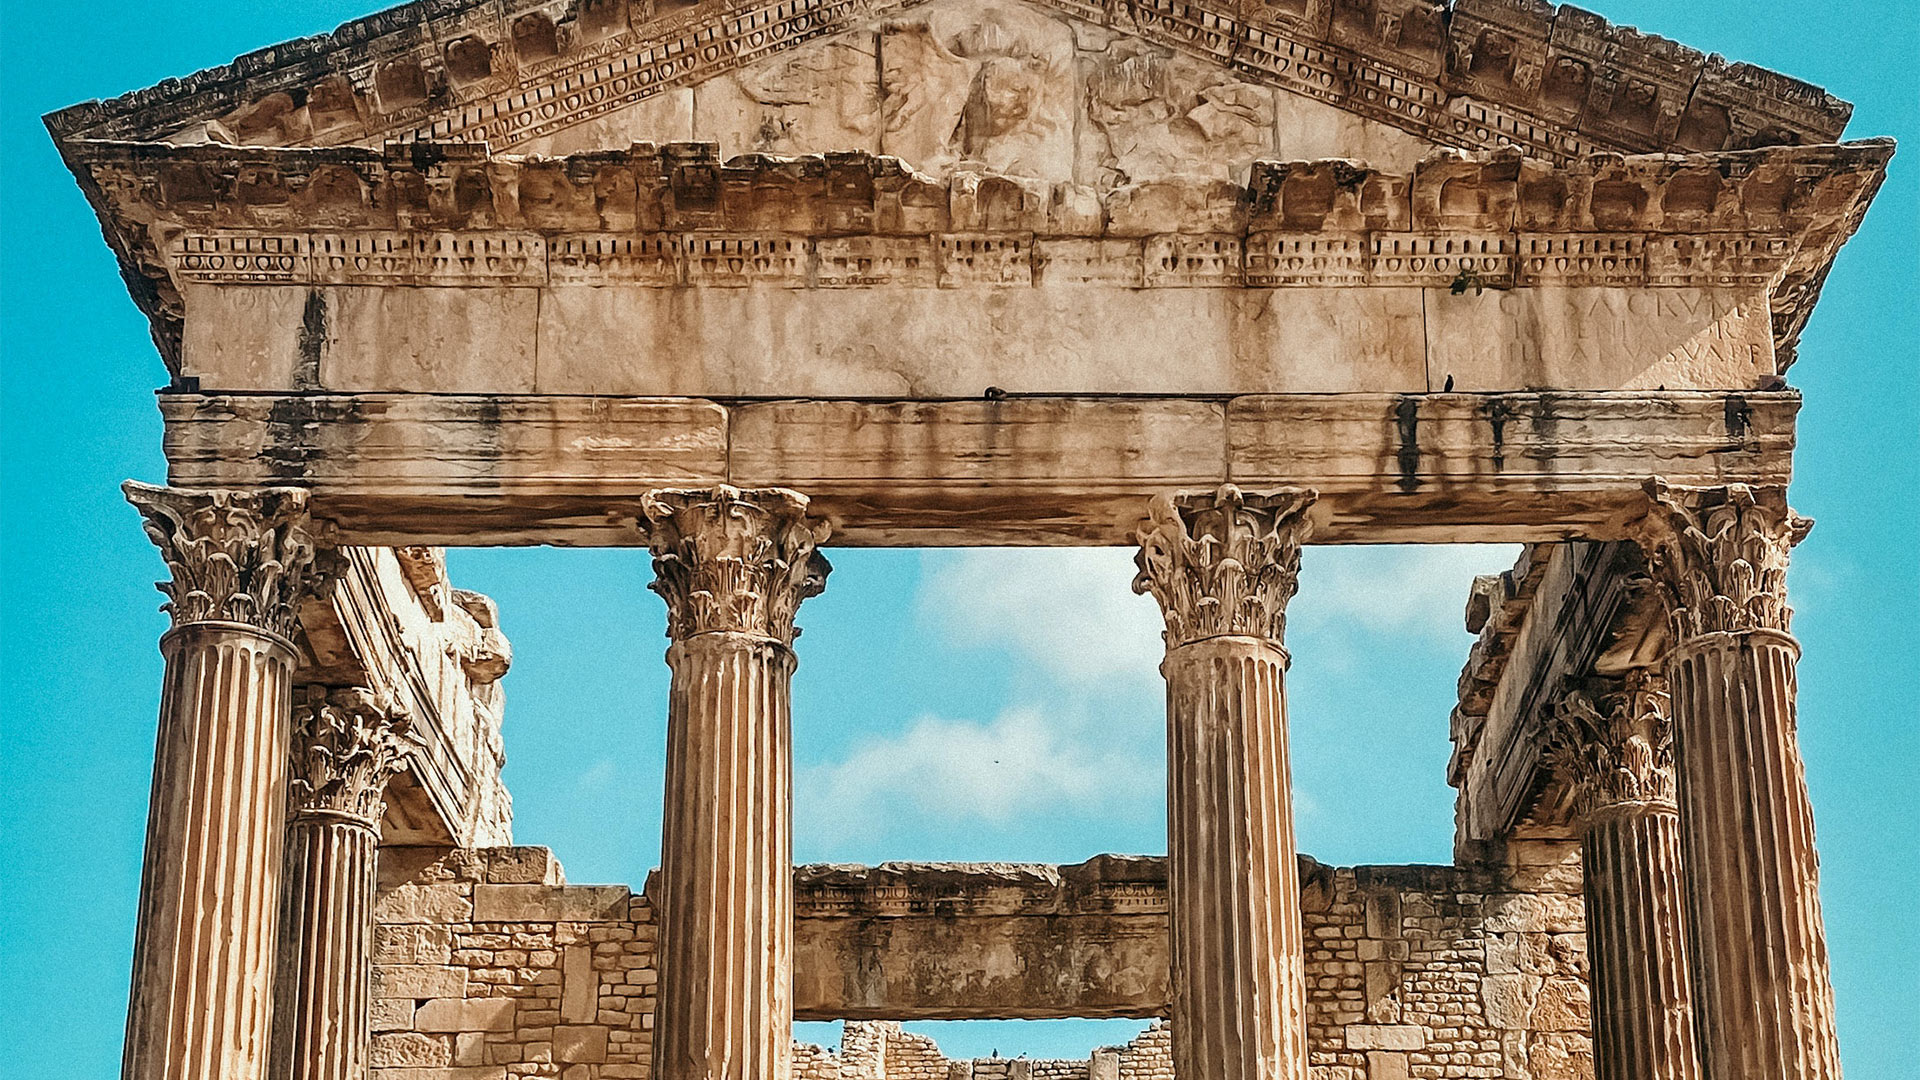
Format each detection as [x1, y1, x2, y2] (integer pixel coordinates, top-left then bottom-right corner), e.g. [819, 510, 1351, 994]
[46, 0, 1888, 1076]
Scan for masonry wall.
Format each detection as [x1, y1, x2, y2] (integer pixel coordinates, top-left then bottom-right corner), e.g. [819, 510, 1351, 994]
[370, 843, 1590, 1080]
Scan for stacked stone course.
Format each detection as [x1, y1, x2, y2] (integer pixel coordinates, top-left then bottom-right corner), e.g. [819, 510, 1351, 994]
[373, 845, 1590, 1080]
[370, 846, 658, 1080]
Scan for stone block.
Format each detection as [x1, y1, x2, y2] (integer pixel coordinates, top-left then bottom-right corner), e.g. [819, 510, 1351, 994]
[1345, 1025, 1426, 1051]
[377, 924, 455, 965]
[414, 997, 518, 1032]
[555, 1025, 610, 1063]
[1481, 973, 1544, 1029]
[1366, 1051, 1411, 1080]
[370, 1070, 507, 1080]
[368, 1060, 506, 1068]
[1482, 893, 1550, 933]
[374, 965, 469, 999]
[371, 1032, 451, 1068]
[370, 997, 416, 1032]
[483, 846, 565, 884]
[1533, 976, 1592, 1031]
[376, 884, 473, 925]
[561, 945, 597, 1022]
[473, 884, 630, 923]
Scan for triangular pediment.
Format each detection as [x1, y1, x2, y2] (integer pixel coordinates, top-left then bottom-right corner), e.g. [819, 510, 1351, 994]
[50, 0, 1852, 181]
[511, 0, 1445, 185]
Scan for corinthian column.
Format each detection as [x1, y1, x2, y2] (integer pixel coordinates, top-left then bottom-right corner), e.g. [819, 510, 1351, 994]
[643, 486, 830, 1080]
[1133, 484, 1315, 1080]
[122, 482, 317, 1080]
[272, 687, 414, 1080]
[1636, 482, 1840, 1080]
[1547, 674, 1701, 1080]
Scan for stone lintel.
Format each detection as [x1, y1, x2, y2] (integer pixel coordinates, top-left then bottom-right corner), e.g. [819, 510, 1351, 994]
[162, 390, 1796, 547]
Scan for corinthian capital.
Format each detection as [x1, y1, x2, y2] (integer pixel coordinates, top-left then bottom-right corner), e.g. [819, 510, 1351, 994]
[1547, 672, 1676, 817]
[290, 687, 415, 827]
[1635, 481, 1811, 641]
[1132, 485, 1317, 650]
[124, 482, 317, 642]
[641, 486, 831, 644]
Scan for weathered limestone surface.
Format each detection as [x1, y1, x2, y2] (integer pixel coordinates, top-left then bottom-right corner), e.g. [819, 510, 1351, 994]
[372, 849, 1592, 1079]
[1135, 486, 1315, 1080]
[1637, 484, 1840, 1080]
[645, 487, 831, 1080]
[123, 483, 316, 1080]
[160, 390, 1799, 547]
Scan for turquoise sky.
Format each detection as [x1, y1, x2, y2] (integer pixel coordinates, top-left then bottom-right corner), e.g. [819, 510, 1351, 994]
[2, 0, 1914, 1073]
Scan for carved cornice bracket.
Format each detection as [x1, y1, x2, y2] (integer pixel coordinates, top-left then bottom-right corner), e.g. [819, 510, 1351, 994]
[641, 485, 832, 645]
[1547, 671, 1676, 818]
[290, 685, 416, 827]
[1635, 480, 1811, 641]
[1133, 484, 1317, 651]
[124, 481, 317, 642]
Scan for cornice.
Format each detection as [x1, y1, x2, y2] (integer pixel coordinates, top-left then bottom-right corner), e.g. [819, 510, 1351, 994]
[69, 140, 1891, 376]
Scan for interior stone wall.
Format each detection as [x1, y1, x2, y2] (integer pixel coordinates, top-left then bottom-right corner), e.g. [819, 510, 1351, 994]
[369, 842, 1591, 1080]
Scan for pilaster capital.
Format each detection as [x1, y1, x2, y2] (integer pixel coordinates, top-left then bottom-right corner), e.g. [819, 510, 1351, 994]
[1132, 485, 1317, 650]
[1547, 671, 1676, 817]
[290, 686, 416, 827]
[124, 481, 318, 642]
[641, 485, 832, 644]
[1635, 481, 1811, 641]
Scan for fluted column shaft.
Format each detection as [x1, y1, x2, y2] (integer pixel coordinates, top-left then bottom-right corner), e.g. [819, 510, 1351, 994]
[1668, 632, 1838, 1079]
[272, 687, 414, 1080]
[1550, 677, 1701, 1080]
[1639, 483, 1840, 1080]
[1163, 636, 1308, 1080]
[275, 815, 377, 1080]
[658, 634, 795, 1080]
[644, 486, 829, 1080]
[123, 484, 316, 1080]
[1135, 485, 1315, 1080]
[1583, 801, 1699, 1080]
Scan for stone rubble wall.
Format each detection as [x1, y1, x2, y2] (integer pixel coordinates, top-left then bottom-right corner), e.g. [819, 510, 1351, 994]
[371, 844, 1590, 1080]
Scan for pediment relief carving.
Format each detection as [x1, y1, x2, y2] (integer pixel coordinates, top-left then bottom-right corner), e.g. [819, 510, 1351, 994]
[49, 0, 1851, 173]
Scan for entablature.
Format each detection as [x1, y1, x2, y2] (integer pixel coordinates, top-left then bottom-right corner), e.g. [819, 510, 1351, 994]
[69, 140, 1890, 386]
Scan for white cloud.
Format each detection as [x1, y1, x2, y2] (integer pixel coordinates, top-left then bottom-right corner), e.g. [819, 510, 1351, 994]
[1293, 544, 1521, 644]
[916, 548, 1164, 687]
[797, 706, 1162, 836]
[917, 545, 1520, 684]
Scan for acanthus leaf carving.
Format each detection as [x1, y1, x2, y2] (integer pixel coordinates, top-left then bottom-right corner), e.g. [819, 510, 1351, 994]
[1547, 672, 1676, 817]
[1133, 484, 1317, 650]
[289, 685, 416, 827]
[641, 485, 832, 644]
[1636, 480, 1811, 640]
[124, 481, 317, 642]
